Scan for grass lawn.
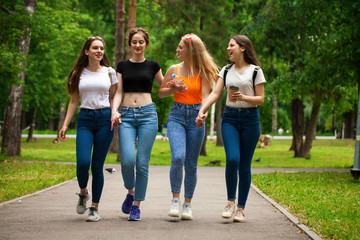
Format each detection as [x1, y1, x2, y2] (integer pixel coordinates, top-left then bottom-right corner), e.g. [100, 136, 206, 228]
[0, 161, 76, 203]
[5, 138, 354, 168]
[252, 172, 360, 240]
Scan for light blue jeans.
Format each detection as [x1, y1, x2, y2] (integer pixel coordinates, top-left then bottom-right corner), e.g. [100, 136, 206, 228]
[167, 102, 205, 199]
[76, 107, 114, 203]
[118, 103, 158, 201]
[221, 106, 260, 208]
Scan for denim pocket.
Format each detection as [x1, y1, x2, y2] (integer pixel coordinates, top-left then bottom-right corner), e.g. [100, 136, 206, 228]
[120, 108, 129, 117]
[140, 108, 157, 116]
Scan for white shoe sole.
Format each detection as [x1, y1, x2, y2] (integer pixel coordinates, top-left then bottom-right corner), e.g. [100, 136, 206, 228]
[221, 213, 233, 219]
[86, 217, 100, 222]
[168, 211, 180, 217]
[233, 217, 246, 223]
[181, 215, 193, 220]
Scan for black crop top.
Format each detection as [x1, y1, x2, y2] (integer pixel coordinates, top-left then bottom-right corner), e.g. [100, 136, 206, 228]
[116, 59, 161, 93]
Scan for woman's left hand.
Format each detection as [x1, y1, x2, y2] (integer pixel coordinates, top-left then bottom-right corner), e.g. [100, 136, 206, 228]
[111, 111, 121, 130]
[232, 91, 247, 102]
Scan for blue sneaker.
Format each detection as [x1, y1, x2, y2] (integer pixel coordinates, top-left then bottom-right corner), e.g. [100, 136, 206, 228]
[128, 205, 141, 221]
[122, 193, 134, 214]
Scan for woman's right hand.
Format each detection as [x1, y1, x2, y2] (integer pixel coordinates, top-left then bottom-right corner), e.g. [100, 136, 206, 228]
[196, 111, 207, 128]
[58, 126, 68, 141]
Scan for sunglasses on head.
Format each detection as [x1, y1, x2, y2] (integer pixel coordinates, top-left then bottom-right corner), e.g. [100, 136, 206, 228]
[87, 36, 103, 40]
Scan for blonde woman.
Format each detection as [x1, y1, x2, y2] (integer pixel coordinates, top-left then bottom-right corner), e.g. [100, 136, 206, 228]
[159, 33, 218, 220]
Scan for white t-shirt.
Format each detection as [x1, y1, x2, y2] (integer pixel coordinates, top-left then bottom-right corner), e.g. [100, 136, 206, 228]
[78, 66, 118, 109]
[219, 64, 266, 108]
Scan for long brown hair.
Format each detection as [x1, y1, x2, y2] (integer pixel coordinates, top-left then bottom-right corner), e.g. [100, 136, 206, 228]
[67, 36, 110, 95]
[181, 33, 218, 86]
[232, 35, 261, 67]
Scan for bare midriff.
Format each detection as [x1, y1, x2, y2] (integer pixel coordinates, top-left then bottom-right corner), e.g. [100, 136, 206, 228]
[122, 92, 153, 107]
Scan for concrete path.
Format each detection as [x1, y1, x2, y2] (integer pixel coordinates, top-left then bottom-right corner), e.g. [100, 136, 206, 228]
[0, 165, 330, 240]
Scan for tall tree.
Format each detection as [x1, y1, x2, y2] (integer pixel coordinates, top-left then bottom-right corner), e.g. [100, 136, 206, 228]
[125, 0, 137, 59]
[1, 0, 37, 156]
[108, 0, 126, 161]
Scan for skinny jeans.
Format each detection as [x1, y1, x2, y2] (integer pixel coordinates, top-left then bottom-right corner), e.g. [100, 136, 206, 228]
[221, 106, 260, 208]
[167, 102, 205, 199]
[76, 107, 114, 203]
[118, 103, 158, 201]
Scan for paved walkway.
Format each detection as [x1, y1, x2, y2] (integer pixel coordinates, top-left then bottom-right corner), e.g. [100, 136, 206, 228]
[0, 165, 339, 240]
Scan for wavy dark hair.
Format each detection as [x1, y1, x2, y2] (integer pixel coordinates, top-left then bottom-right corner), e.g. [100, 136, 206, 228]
[232, 35, 261, 67]
[67, 36, 110, 94]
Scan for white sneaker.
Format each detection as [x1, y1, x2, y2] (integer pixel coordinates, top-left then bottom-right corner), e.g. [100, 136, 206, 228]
[76, 192, 90, 214]
[181, 202, 193, 220]
[86, 207, 100, 222]
[233, 207, 246, 223]
[168, 198, 181, 217]
[221, 201, 235, 219]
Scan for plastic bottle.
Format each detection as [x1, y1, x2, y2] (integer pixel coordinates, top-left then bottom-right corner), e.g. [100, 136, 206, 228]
[171, 73, 183, 86]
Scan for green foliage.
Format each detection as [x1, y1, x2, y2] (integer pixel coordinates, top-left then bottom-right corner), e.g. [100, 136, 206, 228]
[1, 0, 359, 138]
[23, 1, 93, 126]
[252, 172, 360, 240]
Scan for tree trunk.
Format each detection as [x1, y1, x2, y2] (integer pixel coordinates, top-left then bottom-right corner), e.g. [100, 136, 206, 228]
[48, 118, 54, 131]
[1, 0, 37, 156]
[125, 0, 137, 60]
[114, 0, 125, 65]
[27, 107, 37, 142]
[303, 99, 321, 157]
[108, 0, 126, 162]
[343, 110, 355, 139]
[200, 125, 208, 156]
[215, 91, 224, 146]
[272, 93, 278, 135]
[290, 99, 305, 157]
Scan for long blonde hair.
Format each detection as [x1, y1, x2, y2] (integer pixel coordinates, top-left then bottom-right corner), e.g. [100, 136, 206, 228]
[181, 34, 218, 86]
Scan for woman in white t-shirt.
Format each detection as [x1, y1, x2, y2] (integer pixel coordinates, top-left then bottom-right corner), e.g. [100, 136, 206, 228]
[58, 36, 120, 222]
[196, 35, 266, 223]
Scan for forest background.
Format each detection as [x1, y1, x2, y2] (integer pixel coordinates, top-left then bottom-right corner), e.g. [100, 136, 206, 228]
[1, 0, 359, 158]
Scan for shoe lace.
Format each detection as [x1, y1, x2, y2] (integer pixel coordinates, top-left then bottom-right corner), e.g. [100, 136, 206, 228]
[88, 207, 97, 216]
[235, 208, 245, 217]
[131, 206, 139, 215]
[224, 202, 234, 211]
[76, 193, 86, 206]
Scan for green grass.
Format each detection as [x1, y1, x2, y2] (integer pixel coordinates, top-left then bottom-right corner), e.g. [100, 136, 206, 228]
[252, 172, 360, 240]
[0, 160, 76, 203]
[4, 138, 354, 168]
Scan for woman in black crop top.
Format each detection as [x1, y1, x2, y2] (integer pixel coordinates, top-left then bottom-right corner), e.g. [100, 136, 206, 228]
[112, 28, 163, 221]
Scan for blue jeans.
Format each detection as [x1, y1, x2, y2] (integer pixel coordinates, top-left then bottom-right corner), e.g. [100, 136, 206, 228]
[118, 103, 158, 201]
[76, 107, 114, 203]
[221, 106, 260, 208]
[167, 102, 205, 199]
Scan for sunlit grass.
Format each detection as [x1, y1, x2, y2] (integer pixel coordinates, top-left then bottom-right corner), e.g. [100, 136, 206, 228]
[0, 161, 76, 203]
[252, 172, 360, 240]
